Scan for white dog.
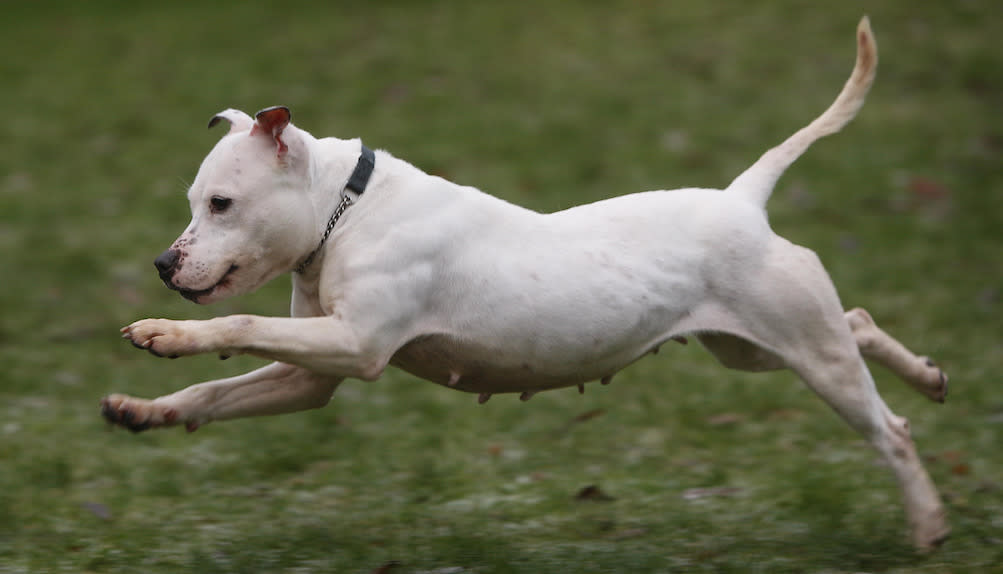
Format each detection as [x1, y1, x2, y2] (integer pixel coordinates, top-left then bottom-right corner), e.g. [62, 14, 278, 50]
[102, 18, 949, 549]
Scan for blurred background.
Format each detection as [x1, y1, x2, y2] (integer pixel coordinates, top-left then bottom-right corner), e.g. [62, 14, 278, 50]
[1, 2, 1000, 572]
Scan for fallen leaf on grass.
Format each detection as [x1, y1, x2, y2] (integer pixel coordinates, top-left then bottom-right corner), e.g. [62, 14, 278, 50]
[681, 487, 741, 501]
[575, 485, 615, 502]
[555, 408, 607, 437]
[952, 463, 971, 476]
[766, 408, 805, 421]
[370, 561, 401, 574]
[902, 176, 954, 220]
[908, 176, 952, 201]
[572, 409, 606, 423]
[926, 450, 967, 465]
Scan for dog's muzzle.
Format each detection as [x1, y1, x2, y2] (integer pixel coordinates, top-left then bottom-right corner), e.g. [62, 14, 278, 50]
[154, 248, 238, 302]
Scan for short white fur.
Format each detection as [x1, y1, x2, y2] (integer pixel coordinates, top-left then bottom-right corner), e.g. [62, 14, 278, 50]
[103, 18, 950, 550]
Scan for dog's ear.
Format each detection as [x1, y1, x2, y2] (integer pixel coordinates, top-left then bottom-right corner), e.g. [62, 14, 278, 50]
[252, 106, 292, 155]
[207, 109, 254, 135]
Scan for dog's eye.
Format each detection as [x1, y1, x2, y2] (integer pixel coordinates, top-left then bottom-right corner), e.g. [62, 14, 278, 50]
[209, 196, 232, 214]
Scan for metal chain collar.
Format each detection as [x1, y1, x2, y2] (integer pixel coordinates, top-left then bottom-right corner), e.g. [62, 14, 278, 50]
[293, 143, 375, 275]
[294, 193, 353, 274]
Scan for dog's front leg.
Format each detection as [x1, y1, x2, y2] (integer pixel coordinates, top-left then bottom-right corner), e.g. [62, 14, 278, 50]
[123, 314, 387, 379]
[102, 362, 341, 432]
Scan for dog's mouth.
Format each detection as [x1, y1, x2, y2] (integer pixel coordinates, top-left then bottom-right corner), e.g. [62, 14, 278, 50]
[172, 264, 239, 302]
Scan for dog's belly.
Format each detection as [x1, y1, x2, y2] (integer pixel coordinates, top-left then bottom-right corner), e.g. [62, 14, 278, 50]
[389, 333, 617, 393]
[389, 333, 648, 394]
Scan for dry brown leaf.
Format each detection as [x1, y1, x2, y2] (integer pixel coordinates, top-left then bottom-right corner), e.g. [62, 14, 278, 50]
[908, 176, 952, 201]
[951, 463, 971, 476]
[573, 409, 606, 423]
[370, 560, 401, 574]
[575, 484, 615, 502]
[766, 408, 805, 421]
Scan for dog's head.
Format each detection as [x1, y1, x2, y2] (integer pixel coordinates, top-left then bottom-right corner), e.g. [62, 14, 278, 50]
[154, 107, 317, 304]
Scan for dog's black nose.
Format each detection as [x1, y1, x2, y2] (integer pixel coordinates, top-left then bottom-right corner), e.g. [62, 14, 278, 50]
[153, 249, 181, 280]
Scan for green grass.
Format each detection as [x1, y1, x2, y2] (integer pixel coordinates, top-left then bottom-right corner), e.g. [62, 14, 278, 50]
[1, 1, 1001, 572]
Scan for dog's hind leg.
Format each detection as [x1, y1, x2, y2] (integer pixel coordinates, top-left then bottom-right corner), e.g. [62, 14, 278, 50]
[845, 307, 948, 403]
[101, 362, 342, 432]
[723, 245, 948, 550]
[786, 346, 949, 551]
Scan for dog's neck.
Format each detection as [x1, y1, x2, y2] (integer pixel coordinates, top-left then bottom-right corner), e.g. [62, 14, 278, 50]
[295, 137, 376, 274]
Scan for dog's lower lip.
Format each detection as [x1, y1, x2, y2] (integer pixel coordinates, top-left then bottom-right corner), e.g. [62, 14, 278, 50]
[175, 264, 238, 301]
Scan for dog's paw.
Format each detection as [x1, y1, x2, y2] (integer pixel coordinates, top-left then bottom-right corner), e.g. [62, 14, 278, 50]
[916, 356, 949, 404]
[121, 319, 200, 358]
[100, 394, 189, 433]
[910, 504, 951, 553]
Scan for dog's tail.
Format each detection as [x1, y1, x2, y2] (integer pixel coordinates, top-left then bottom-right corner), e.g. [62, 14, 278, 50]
[725, 16, 877, 208]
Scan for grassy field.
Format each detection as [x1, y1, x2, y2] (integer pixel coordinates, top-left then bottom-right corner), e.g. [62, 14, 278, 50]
[1, 1, 1000, 572]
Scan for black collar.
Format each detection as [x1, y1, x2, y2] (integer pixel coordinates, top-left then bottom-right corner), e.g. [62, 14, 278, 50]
[346, 144, 375, 195]
[294, 143, 375, 274]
